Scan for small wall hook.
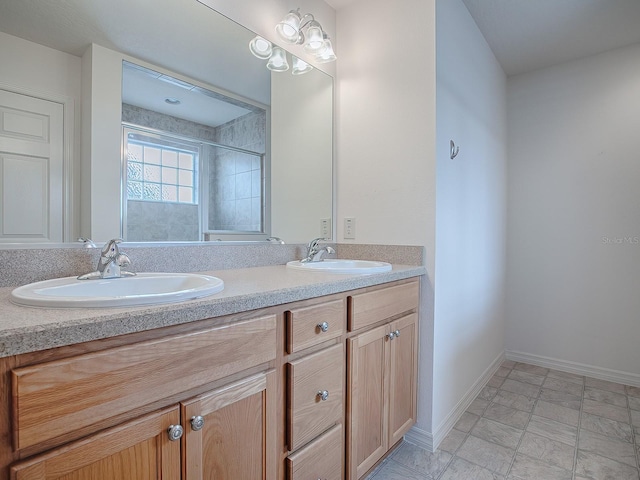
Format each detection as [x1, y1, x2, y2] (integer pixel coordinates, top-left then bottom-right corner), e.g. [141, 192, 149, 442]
[450, 140, 460, 159]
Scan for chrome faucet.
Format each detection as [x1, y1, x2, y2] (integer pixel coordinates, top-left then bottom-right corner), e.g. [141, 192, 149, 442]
[77, 238, 136, 280]
[301, 237, 335, 263]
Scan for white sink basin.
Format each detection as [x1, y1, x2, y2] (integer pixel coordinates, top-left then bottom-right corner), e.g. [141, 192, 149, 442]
[286, 259, 392, 274]
[10, 273, 224, 308]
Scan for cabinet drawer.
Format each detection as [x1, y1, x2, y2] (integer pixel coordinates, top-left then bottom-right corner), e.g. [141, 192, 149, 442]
[286, 423, 343, 480]
[287, 343, 344, 451]
[286, 298, 346, 354]
[348, 280, 419, 331]
[12, 315, 277, 450]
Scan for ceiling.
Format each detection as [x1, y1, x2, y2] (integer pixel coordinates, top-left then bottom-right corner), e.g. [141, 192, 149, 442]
[461, 0, 640, 76]
[326, 0, 640, 77]
[3, 0, 640, 88]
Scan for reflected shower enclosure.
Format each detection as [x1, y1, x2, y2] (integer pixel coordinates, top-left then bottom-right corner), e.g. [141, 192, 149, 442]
[121, 62, 268, 242]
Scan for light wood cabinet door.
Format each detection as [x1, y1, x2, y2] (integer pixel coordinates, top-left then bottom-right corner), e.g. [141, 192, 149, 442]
[347, 324, 389, 480]
[181, 371, 277, 480]
[388, 313, 418, 446]
[10, 406, 181, 480]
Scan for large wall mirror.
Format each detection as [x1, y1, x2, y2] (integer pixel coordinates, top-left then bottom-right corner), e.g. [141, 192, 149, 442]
[0, 0, 333, 245]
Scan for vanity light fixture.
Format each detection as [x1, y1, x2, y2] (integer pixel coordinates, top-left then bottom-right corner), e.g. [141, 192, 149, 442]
[248, 8, 335, 75]
[275, 8, 336, 63]
[314, 34, 337, 63]
[292, 56, 313, 75]
[249, 35, 273, 59]
[249, 39, 315, 75]
[275, 9, 335, 59]
[266, 46, 290, 72]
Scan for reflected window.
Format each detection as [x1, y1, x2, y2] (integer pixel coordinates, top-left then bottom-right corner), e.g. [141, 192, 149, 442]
[125, 132, 199, 205]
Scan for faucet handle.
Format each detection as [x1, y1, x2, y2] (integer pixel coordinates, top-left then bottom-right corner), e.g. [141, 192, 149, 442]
[101, 238, 124, 256]
[307, 237, 326, 249]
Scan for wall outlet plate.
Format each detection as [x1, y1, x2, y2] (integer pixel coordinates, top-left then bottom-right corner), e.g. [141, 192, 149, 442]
[344, 217, 356, 239]
[320, 218, 331, 239]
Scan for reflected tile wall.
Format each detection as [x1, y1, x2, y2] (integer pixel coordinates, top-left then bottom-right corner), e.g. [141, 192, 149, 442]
[209, 112, 265, 232]
[127, 201, 199, 241]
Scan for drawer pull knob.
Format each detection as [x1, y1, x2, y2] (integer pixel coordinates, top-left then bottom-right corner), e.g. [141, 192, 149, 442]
[317, 390, 329, 401]
[387, 332, 396, 340]
[394, 329, 401, 337]
[317, 321, 330, 332]
[167, 424, 184, 441]
[190, 415, 205, 431]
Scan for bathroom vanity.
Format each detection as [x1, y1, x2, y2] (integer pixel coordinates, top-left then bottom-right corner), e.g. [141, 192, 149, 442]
[0, 265, 422, 480]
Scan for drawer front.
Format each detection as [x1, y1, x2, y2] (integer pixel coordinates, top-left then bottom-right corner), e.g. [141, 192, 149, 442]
[12, 315, 277, 450]
[288, 343, 344, 451]
[348, 280, 419, 331]
[287, 423, 343, 480]
[286, 298, 346, 354]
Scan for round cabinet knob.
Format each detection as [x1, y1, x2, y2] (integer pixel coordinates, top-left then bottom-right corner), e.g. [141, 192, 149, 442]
[190, 415, 205, 431]
[317, 390, 329, 401]
[317, 322, 329, 333]
[167, 424, 184, 441]
[387, 332, 396, 341]
[394, 329, 401, 338]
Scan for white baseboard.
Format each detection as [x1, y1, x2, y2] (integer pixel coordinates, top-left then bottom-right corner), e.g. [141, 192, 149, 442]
[505, 350, 640, 387]
[406, 351, 505, 452]
[404, 425, 434, 452]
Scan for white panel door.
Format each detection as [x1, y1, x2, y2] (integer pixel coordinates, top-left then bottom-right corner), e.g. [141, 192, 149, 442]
[0, 89, 64, 242]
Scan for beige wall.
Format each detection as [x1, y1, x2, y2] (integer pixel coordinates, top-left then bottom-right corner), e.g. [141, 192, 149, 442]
[335, 0, 437, 435]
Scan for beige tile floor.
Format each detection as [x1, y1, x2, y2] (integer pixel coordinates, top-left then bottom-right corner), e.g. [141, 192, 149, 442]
[366, 360, 640, 480]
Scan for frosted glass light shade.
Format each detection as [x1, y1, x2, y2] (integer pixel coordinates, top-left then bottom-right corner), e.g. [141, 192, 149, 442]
[303, 23, 324, 54]
[314, 38, 337, 63]
[249, 36, 273, 59]
[292, 57, 313, 75]
[267, 47, 289, 72]
[275, 10, 302, 43]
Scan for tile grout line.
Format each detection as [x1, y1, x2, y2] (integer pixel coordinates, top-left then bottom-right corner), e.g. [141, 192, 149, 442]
[571, 373, 586, 480]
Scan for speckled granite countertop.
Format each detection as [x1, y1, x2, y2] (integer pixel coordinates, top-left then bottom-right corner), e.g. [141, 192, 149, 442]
[0, 264, 425, 358]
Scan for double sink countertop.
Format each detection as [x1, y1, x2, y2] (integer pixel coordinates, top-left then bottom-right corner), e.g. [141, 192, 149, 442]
[0, 264, 425, 358]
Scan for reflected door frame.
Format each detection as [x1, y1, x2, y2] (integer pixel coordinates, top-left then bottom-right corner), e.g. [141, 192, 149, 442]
[0, 82, 76, 243]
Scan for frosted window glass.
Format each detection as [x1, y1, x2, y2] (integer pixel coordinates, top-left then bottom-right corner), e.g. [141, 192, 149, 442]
[179, 186, 193, 203]
[144, 146, 161, 165]
[127, 162, 143, 181]
[143, 164, 161, 182]
[162, 150, 178, 167]
[162, 167, 177, 184]
[143, 183, 161, 201]
[179, 153, 193, 170]
[179, 169, 193, 187]
[128, 144, 143, 162]
[162, 185, 178, 202]
[125, 132, 197, 205]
